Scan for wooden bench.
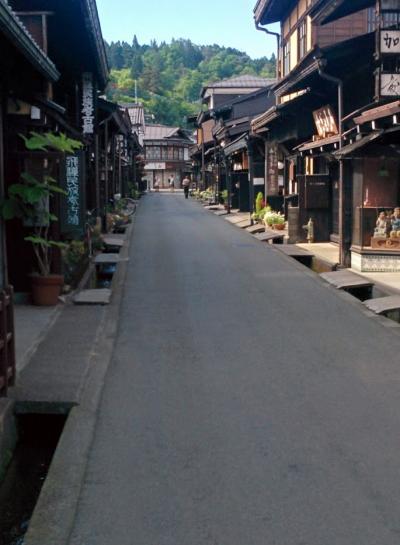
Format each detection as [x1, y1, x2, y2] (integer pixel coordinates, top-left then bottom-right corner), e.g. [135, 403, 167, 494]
[102, 235, 125, 249]
[254, 231, 284, 244]
[93, 253, 128, 264]
[74, 288, 112, 306]
[236, 219, 252, 229]
[275, 244, 314, 267]
[225, 215, 249, 224]
[214, 210, 228, 216]
[246, 224, 265, 234]
[363, 295, 400, 315]
[320, 270, 374, 300]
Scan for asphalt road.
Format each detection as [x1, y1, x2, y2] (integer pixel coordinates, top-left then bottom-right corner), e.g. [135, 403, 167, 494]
[69, 194, 400, 545]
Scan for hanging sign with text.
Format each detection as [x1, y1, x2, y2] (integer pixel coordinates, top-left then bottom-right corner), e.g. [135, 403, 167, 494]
[313, 105, 339, 139]
[82, 72, 95, 135]
[266, 143, 279, 196]
[381, 30, 400, 53]
[60, 152, 85, 236]
[381, 73, 400, 96]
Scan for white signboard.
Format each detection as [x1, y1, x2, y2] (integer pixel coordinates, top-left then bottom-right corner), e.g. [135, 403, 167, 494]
[381, 73, 400, 96]
[144, 162, 166, 170]
[381, 30, 400, 53]
[253, 177, 264, 186]
[82, 72, 95, 134]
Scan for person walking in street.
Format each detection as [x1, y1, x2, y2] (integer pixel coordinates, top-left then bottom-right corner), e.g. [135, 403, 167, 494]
[182, 175, 190, 199]
[169, 176, 175, 192]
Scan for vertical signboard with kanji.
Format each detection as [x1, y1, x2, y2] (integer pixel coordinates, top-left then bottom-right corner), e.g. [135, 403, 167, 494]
[82, 72, 95, 135]
[266, 143, 279, 196]
[377, 1, 400, 98]
[60, 151, 85, 236]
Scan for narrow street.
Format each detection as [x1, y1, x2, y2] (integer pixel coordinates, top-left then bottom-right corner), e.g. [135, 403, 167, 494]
[68, 193, 400, 545]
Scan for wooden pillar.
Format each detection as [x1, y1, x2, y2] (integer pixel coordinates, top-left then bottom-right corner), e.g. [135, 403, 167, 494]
[247, 139, 255, 225]
[104, 120, 109, 207]
[201, 127, 205, 190]
[0, 92, 8, 288]
[94, 133, 100, 213]
[112, 134, 116, 195]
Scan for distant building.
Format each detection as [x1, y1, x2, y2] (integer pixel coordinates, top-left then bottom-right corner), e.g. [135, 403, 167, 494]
[119, 102, 146, 144]
[143, 124, 194, 189]
[201, 75, 276, 110]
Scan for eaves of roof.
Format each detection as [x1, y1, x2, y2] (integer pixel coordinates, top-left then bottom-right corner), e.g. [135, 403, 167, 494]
[309, 0, 374, 25]
[0, 0, 59, 81]
[253, 0, 297, 25]
[83, 0, 109, 88]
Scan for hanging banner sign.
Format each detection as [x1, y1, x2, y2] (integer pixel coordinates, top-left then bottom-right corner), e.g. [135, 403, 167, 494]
[381, 73, 400, 96]
[82, 72, 95, 134]
[60, 152, 85, 235]
[266, 143, 279, 196]
[313, 105, 339, 138]
[381, 30, 400, 53]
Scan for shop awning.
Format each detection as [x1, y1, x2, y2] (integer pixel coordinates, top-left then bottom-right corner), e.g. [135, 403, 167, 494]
[296, 134, 340, 152]
[223, 134, 248, 157]
[353, 101, 400, 126]
[333, 131, 384, 157]
[251, 89, 310, 134]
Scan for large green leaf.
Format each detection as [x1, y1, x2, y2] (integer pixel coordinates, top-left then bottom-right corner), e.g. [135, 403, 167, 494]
[49, 240, 68, 249]
[20, 132, 48, 151]
[24, 235, 50, 246]
[48, 184, 67, 196]
[21, 172, 41, 185]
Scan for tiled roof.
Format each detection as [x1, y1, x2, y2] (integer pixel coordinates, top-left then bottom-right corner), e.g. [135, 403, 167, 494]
[0, 0, 59, 81]
[144, 124, 181, 141]
[120, 103, 145, 129]
[206, 75, 275, 89]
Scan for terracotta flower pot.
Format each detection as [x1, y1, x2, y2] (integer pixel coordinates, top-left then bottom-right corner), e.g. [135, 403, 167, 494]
[273, 223, 286, 230]
[31, 275, 64, 306]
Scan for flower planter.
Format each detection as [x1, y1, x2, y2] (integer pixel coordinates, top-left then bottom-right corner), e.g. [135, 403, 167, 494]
[31, 274, 64, 306]
[273, 223, 286, 230]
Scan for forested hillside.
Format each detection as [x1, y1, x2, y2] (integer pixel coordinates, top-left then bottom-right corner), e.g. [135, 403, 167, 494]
[105, 37, 275, 126]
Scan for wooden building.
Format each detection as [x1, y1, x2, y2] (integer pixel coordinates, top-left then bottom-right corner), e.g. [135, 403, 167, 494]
[4, 0, 111, 294]
[0, 0, 60, 393]
[190, 75, 275, 203]
[252, 0, 381, 265]
[308, 0, 400, 272]
[143, 125, 193, 189]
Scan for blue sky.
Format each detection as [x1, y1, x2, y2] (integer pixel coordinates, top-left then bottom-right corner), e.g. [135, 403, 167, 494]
[96, 0, 278, 59]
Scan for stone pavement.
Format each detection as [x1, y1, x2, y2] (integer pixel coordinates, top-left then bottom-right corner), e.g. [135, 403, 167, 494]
[14, 304, 60, 372]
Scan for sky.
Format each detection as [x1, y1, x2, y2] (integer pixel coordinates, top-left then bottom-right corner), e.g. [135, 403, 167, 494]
[96, 0, 279, 60]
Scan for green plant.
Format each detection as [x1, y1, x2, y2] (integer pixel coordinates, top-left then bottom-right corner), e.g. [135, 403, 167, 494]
[264, 210, 285, 226]
[220, 189, 228, 204]
[1, 132, 82, 276]
[255, 192, 264, 214]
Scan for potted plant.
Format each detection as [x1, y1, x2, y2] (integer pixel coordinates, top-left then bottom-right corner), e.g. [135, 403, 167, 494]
[264, 210, 285, 230]
[221, 189, 229, 208]
[1, 131, 82, 305]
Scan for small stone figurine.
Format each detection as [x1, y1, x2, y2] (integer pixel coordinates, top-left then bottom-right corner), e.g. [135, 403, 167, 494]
[391, 208, 400, 238]
[374, 211, 388, 237]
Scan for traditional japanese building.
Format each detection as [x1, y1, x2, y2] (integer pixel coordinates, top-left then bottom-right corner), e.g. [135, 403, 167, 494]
[143, 125, 193, 189]
[252, 0, 379, 265]
[4, 0, 111, 293]
[0, 0, 60, 393]
[190, 75, 275, 205]
[308, 0, 400, 272]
